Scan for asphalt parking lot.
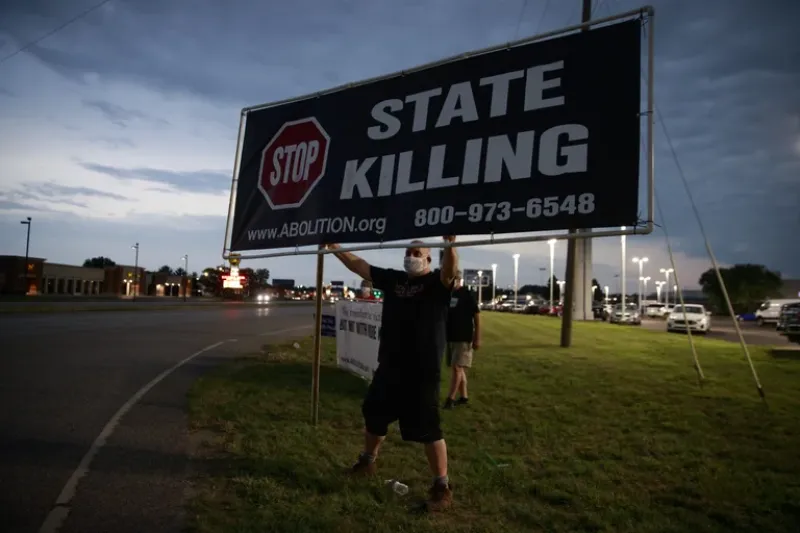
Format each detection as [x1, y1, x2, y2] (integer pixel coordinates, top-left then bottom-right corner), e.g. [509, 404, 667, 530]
[639, 316, 790, 346]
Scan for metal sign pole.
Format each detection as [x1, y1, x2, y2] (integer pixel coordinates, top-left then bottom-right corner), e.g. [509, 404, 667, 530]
[311, 248, 325, 425]
[560, 0, 593, 348]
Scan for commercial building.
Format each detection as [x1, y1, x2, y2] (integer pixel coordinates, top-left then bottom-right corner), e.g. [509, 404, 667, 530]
[0, 255, 145, 297]
[146, 272, 191, 297]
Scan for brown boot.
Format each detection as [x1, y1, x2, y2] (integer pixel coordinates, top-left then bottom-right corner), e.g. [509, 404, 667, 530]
[426, 481, 453, 512]
[348, 457, 377, 477]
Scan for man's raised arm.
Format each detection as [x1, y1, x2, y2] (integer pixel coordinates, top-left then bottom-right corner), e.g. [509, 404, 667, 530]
[326, 244, 372, 282]
[440, 235, 458, 287]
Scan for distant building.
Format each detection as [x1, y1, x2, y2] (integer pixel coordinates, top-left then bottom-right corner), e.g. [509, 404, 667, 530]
[0, 255, 145, 297]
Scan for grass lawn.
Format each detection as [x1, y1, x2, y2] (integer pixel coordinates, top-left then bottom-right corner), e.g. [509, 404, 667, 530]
[187, 313, 800, 533]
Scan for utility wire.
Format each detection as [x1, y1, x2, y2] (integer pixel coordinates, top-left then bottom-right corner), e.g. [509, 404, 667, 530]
[512, 0, 532, 40]
[0, 0, 114, 67]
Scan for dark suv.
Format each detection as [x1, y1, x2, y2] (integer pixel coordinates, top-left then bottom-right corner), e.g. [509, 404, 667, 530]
[778, 302, 800, 344]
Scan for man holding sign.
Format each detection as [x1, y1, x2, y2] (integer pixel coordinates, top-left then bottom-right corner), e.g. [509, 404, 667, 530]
[327, 236, 458, 512]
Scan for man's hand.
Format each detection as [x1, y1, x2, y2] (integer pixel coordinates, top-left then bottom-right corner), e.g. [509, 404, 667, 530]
[443, 235, 456, 243]
[324, 243, 341, 251]
[472, 338, 481, 350]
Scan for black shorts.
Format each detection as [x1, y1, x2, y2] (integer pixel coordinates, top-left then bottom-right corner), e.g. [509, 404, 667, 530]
[361, 366, 442, 443]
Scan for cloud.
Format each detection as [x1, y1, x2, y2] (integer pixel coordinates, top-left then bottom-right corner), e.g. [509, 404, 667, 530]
[88, 136, 137, 149]
[0, 199, 40, 211]
[78, 162, 230, 194]
[22, 182, 128, 201]
[82, 99, 168, 128]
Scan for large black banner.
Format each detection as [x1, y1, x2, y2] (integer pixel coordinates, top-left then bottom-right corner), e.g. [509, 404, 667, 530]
[230, 19, 641, 252]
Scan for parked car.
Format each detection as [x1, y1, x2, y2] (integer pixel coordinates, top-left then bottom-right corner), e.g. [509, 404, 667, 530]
[666, 304, 712, 334]
[592, 302, 606, 319]
[524, 300, 543, 314]
[755, 298, 800, 327]
[539, 303, 563, 317]
[778, 303, 800, 344]
[254, 292, 271, 304]
[609, 303, 641, 325]
[644, 303, 669, 318]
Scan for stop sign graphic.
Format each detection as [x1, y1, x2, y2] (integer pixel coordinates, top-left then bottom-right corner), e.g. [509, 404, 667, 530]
[257, 117, 331, 210]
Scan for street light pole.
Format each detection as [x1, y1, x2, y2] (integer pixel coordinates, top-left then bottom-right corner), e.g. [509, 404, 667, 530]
[632, 256, 648, 311]
[660, 268, 674, 306]
[491, 263, 497, 306]
[655, 280, 664, 303]
[603, 285, 609, 302]
[20, 217, 31, 294]
[131, 243, 139, 301]
[548, 239, 556, 309]
[182, 254, 189, 302]
[620, 227, 627, 309]
[512, 254, 520, 310]
[642, 276, 650, 301]
[477, 270, 483, 308]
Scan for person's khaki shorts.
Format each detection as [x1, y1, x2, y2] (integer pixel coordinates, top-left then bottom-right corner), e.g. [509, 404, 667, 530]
[446, 342, 473, 368]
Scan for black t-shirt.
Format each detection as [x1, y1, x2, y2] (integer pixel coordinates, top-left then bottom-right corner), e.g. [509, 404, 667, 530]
[446, 286, 479, 343]
[370, 266, 452, 379]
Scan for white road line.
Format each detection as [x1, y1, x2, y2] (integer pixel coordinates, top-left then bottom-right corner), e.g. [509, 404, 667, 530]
[38, 324, 312, 533]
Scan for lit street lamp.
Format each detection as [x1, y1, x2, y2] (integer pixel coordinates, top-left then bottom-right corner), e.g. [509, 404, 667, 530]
[620, 227, 627, 307]
[182, 254, 189, 302]
[557, 280, 566, 305]
[131, 242, 139, 301]
[660, 268, 674, 306]
[632, 256, 649, 310]
[641, 276, 651, 301]
[512, 254, 520, 309]
[477, 270, 483, 308]
[20, 216, 31, 294]
[603, 285, 609, 302]
[655, 280, 665, 303]
[491, 263, 497, 305]
[547, 239, 557, 309]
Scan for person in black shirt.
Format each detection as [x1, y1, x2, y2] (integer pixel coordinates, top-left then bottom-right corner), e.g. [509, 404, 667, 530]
[327, 236, 458, 512]
[444, 272, 481, 409]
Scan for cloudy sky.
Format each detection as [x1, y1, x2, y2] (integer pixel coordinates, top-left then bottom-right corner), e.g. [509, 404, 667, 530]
[0, 0, 798, 291]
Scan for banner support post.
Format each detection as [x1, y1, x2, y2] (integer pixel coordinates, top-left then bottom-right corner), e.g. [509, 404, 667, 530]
[560, 0, 593, 348]
[311, 247, 325, 426]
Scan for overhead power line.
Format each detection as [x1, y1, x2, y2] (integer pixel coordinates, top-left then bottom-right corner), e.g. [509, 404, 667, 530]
[0, 0, 114, 68]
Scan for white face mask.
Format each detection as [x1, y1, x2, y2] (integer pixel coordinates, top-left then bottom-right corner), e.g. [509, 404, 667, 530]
[403, 256, 426, 275]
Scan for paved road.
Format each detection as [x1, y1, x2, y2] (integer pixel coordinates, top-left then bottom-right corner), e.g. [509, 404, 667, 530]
[0, 304, 322, 533]
[640, 316, 791, 346]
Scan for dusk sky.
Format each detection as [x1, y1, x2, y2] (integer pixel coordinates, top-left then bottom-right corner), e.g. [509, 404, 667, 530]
[1, 0, 798, 290]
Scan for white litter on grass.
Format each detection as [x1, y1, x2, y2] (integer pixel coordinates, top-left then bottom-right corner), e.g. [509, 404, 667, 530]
[292, 342, 301, 349]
